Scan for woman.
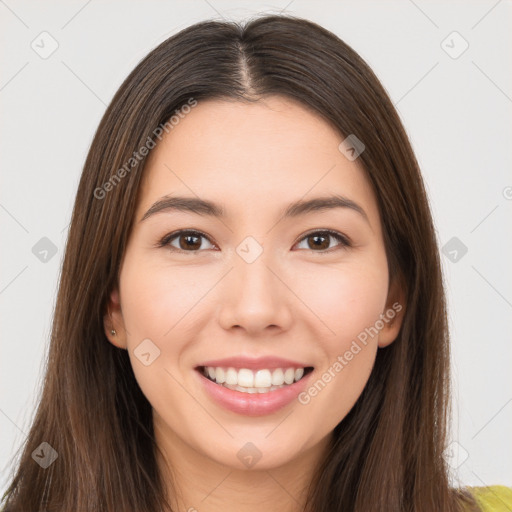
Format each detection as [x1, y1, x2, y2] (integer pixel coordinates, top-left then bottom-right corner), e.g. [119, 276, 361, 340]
[2, 14, 511, 512]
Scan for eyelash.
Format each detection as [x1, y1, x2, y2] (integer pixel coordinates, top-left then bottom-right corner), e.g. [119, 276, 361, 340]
[156, 229, 351, 255]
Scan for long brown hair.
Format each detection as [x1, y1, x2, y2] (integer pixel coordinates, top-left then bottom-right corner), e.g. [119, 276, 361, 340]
[1, 14, 481, 512]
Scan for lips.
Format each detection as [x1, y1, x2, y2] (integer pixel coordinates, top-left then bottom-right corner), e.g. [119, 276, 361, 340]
[195, 369, 314, 416]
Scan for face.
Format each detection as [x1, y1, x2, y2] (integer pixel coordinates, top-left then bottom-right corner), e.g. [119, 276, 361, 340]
[105, 96, 404, 472]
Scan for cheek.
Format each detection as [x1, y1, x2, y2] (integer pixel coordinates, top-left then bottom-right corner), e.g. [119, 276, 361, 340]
[292, 255, 389, 345]
[120, 255, 205, 343]
[117, 261, 204, 431]
[291, 256, 388, 429]
[116, 256, 193, 388]
[118, 256, 223, 406]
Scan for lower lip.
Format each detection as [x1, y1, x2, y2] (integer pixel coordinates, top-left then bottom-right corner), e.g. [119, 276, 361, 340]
[195, 369, 314, 417]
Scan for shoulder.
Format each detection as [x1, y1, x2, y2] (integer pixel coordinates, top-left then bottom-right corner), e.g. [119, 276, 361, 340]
[466, 485, 512, 511]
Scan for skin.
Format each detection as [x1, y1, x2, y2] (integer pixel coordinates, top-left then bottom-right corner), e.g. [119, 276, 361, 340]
[104, 96, 405, 512]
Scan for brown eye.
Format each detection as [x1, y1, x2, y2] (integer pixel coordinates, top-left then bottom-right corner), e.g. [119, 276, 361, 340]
[295, 230, 350, 253]
[160, 230, 215, 253]
[307, 233, 330, 250]
[177, 233, 202, 250]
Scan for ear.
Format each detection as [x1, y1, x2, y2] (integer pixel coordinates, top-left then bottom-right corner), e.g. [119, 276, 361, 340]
[103, 286, 128, 350]
[377, 273, 406, 348]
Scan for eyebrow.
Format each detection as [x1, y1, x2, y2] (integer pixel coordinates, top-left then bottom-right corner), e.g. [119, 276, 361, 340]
[140, 194, 370, 224]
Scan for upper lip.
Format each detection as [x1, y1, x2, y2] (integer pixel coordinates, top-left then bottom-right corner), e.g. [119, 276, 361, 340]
[196, 356, 314, 370]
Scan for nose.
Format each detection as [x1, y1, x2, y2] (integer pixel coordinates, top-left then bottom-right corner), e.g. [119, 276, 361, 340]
[217, 250, 293, 336]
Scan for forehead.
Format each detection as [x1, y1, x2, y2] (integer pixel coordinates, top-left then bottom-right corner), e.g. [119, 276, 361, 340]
[137, 96, 380, 225]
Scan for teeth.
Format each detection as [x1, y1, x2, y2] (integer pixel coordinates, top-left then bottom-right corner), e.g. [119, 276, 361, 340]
[201, 366, 308, 389]
[225, 367, 238, 385]
[238, 369, 254, 387]
[271, 368, 284, 386]
[216, 367, 226, 384]
[284, 368, 295, 384]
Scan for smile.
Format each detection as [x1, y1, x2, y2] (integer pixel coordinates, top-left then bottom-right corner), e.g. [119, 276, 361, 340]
[194, 364, 315, 416]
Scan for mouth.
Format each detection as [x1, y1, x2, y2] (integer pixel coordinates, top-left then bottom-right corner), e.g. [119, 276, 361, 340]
[195, 365, 314, 394]
[194, 363, 315, 416]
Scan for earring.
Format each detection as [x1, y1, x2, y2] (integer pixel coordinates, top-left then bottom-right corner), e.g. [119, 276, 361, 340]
[108, 311, 116, 336]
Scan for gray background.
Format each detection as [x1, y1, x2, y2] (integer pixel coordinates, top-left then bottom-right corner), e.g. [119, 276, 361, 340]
[1, 0, 511, 494]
